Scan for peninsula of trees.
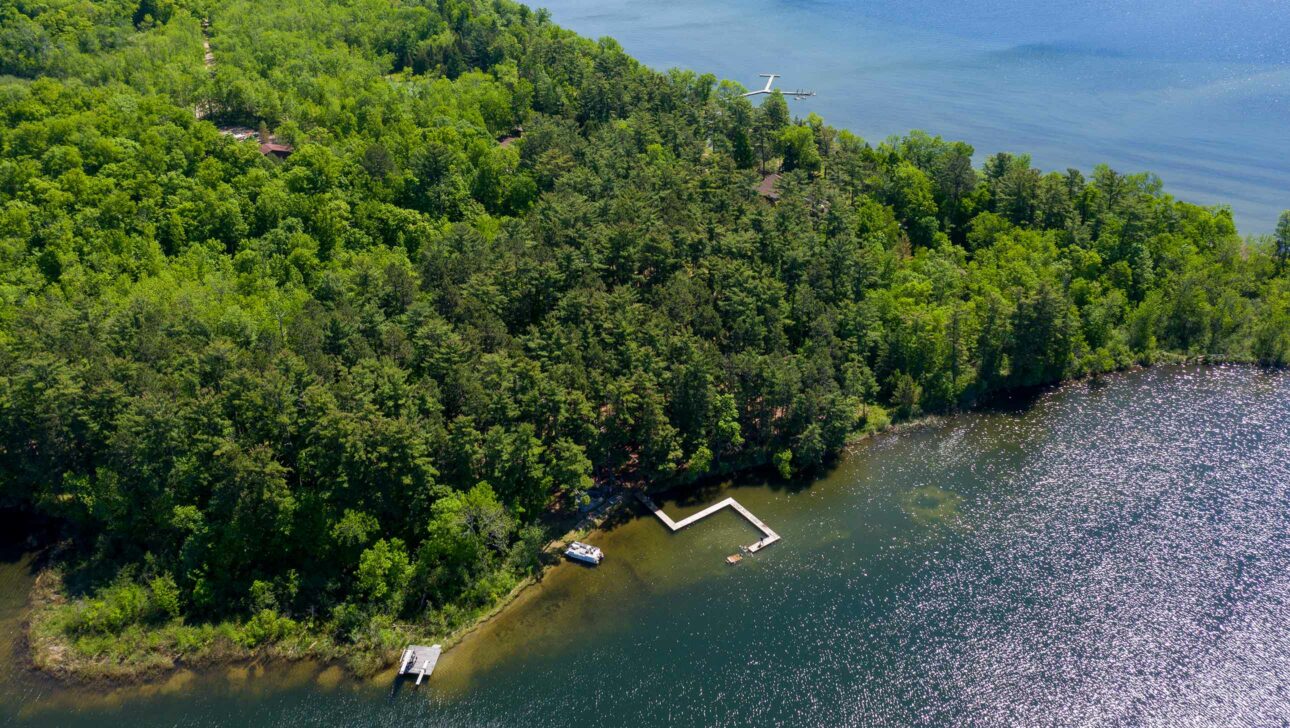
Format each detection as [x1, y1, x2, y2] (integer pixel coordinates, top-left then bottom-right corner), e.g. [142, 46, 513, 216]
[1, 0, 1287, 675]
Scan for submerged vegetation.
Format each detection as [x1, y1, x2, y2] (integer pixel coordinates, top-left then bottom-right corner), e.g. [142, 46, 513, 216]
[0, 0, 1287, 678]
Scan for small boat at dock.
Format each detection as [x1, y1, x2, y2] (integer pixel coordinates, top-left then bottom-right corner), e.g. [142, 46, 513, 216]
[565, 541, 603, 564]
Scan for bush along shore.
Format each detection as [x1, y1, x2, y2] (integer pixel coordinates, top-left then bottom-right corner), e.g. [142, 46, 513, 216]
[23, 489, 631, 683]
[3, 0, 1289, 685]
[23, 402, 889, 685]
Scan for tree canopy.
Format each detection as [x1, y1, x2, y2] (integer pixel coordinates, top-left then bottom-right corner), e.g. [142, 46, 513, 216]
[0, 0, 1286, 656]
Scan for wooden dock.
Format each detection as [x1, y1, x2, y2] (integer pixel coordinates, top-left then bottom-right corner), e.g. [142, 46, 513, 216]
[637, 493, 781, 553]
[399, 644, 441, 685]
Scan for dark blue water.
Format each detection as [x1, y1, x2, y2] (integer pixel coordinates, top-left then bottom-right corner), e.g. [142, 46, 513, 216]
[540, 0, 1289, 234]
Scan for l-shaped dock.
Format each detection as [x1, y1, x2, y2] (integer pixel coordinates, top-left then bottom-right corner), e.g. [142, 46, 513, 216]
[637, 493, 781, 552]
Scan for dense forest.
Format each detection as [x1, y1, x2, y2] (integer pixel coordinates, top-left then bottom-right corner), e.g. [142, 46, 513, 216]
[1, 0, 1288, 671]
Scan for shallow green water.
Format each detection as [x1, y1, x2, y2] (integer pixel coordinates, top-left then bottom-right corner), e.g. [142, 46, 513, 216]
[3, 365, 1288, 725]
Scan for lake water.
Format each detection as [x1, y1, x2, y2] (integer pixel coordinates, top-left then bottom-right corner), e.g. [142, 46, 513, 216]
[540, 0, 1288, 234]
[3, 364, 1289, 725]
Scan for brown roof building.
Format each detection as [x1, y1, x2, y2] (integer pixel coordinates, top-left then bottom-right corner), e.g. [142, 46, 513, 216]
[756, 172, 782, 201]
[259, 142, 293, 159]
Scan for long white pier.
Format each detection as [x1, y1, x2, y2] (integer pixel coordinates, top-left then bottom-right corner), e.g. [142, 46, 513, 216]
[637, 493, 781, 553]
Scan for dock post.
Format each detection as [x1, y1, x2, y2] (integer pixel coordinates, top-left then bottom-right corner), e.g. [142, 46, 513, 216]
[399, 644, 442, 685]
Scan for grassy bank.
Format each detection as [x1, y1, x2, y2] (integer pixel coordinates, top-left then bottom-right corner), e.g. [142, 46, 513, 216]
[23, 495, 630, 685]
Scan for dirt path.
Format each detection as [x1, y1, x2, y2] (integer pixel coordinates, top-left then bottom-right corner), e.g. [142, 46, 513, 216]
[195, 19, 214, 119]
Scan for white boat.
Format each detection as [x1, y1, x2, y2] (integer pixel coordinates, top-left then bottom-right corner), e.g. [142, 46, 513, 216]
[564, 541, 603, 565]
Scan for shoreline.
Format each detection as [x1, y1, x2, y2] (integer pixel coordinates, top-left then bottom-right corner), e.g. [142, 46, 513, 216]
[420, 491, 632, 654]
[15, 357, 1266, 689]
[18, 491, 635, 689]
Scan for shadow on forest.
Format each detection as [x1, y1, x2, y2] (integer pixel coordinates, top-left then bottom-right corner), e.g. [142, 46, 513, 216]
[644, 379, 1076, 513]
[655, 461, 829, 512]
[0, 508, 57, 576]
[529, 500, 638, 579]
[969, 378, 1063, 416]
[593, 501, 638, 533]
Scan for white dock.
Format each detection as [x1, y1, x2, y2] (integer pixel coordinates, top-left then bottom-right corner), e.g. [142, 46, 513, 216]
[637, 493, 781, 553]
[740, 73, 815, 99]
[399, 644, 441, 685]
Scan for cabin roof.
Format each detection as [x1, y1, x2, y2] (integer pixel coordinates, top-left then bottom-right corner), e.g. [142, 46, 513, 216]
[757, 172, 782, 200]
[498, 126, 523, 148]
[259, 142, 294, 156]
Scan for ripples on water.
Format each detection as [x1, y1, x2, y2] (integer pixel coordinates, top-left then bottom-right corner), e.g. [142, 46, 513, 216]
[425, 366, 1290, 727]
[847, 367, 1290, 726]
[3, 366, 1288, 726]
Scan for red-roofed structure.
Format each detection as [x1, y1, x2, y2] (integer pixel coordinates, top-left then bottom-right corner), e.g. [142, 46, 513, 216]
[259, 142, 293, 159]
